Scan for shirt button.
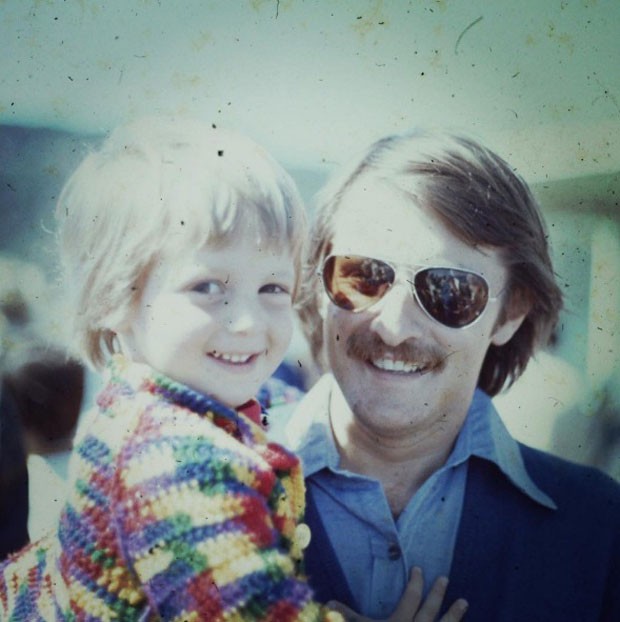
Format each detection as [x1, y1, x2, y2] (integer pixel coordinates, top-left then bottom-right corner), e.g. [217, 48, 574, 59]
[388, 543, 402, 560]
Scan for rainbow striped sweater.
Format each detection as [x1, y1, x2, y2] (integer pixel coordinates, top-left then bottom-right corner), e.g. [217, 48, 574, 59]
[0, 356, 342, 621]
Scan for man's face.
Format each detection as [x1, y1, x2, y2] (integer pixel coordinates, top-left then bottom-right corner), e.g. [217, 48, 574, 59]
[322, 177, 520, 438]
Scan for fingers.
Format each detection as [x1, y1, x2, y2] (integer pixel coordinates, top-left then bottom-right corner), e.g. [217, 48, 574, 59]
[412, 574, 449, 622]
[389, 566, 424, 621]
[438, 598, 468, 622]
[325, 572, 469, 622]
[412, 574, 468, 622]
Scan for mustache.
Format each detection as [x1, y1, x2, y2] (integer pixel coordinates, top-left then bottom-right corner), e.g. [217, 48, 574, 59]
[346, 331, 449, 371]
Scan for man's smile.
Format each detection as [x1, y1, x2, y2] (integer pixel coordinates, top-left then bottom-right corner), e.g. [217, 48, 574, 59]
[346, 331, 447, 376]
[369, 356, 428, 375]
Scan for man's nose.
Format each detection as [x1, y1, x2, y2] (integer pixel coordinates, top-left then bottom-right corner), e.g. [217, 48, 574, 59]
[369, 281, 426, 346]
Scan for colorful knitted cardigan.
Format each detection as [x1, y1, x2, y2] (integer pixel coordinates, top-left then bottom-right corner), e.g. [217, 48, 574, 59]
[0, 356, 342, 621]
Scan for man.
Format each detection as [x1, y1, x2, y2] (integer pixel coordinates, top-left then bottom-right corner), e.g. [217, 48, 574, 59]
[281, 130, 620, 620]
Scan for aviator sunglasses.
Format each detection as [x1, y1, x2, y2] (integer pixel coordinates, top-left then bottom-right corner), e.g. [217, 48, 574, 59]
[322, 254, 499, 329]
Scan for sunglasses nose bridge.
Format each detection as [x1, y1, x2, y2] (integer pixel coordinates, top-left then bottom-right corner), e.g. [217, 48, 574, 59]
[394, 268, 427, 315]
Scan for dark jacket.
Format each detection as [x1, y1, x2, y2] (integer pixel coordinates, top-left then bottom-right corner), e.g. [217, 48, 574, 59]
[305, 445, 620, 621]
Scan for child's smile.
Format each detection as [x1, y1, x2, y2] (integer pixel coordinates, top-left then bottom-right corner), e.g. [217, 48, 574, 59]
[115, 230, 295, 408]
[207, 349, 264, 373]
[209, 351, 258, 365]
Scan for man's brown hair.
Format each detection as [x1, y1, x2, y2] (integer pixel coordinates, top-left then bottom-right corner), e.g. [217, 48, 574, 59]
[298, 129, 563, 396]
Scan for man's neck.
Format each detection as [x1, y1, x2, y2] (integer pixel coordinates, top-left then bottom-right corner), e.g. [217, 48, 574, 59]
[328, 386, 464, 517]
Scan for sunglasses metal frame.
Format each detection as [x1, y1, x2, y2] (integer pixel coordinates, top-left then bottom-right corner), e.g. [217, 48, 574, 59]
[321, 254, 500, 329]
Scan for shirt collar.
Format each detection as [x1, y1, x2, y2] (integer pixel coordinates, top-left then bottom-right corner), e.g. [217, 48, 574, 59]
[451, 389, 556, 509]
[284, 375, 556, 510]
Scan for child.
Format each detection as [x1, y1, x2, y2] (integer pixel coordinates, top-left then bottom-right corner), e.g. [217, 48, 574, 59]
[0, 118, 465, 622]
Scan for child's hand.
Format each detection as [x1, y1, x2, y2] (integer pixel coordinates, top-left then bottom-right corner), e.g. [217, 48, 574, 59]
[326, 567, 468, 622]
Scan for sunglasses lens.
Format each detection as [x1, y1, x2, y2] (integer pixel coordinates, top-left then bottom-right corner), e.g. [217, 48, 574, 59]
[323, 256, 490, 328]
[414, 268, 489, 328]
[323, 255, 395, 311]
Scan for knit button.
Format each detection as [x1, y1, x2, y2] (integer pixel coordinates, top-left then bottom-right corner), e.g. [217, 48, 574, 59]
[387, 543, 402, 560]
[294, 523, 312, 551]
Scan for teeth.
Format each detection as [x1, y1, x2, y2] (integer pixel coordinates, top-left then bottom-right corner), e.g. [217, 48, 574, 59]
[211, 352, 252, 364]
[371, 357, 423, 374]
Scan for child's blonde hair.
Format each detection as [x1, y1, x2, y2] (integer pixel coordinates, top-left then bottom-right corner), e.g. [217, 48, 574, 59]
[56, 117, 307, 369]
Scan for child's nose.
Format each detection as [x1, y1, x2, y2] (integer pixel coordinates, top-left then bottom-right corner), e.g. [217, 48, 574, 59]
[224, 296, 262, 334]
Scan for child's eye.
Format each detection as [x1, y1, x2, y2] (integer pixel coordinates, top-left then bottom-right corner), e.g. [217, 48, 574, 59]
[259, 283, 291, 296]
[191, 280, 225, 295]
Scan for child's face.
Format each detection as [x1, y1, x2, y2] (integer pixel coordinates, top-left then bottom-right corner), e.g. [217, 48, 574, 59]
[116, 231, 296, 407]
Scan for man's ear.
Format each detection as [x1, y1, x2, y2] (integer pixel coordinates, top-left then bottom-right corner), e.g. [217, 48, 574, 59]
[491, 289, 532, 346]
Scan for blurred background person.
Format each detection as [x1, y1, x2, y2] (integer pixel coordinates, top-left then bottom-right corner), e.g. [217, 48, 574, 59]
[0, 254, 84, 557]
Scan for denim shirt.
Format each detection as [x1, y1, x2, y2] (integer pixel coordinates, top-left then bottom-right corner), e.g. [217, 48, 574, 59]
[275, 375, 556, 619]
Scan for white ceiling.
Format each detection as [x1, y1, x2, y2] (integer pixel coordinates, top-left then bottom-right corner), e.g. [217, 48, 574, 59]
[2, 0, 619, 182]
